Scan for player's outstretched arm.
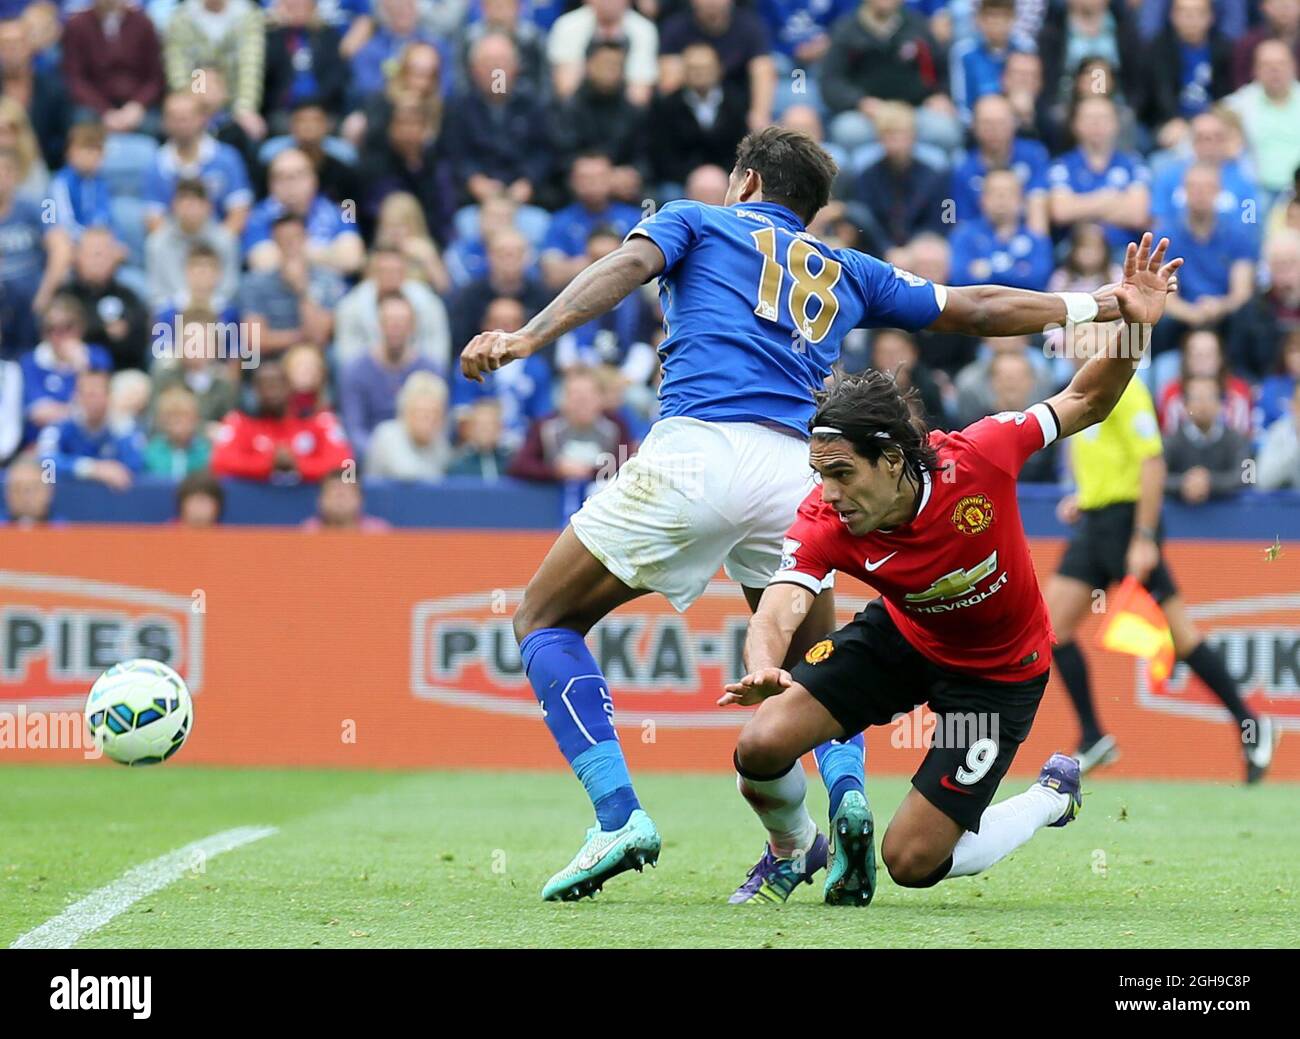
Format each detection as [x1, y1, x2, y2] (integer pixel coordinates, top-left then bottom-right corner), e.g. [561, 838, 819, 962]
[926, 232, 1180, 342]
[1045, 234, 1184, 439]
[460, 235, 665, 382]
[719, 583, 815, 707]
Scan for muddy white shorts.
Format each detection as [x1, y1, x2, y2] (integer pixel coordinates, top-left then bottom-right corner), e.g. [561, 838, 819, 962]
[571, 416, 832, 611]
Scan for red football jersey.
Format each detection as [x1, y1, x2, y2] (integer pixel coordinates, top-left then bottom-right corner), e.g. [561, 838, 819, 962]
[773, 403, 1061, 680]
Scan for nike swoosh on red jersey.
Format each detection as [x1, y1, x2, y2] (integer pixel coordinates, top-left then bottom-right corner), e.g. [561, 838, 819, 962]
[939, 774, 975, 795]
[863, 552, 898, 572]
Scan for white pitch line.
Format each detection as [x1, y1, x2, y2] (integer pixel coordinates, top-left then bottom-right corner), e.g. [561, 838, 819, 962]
[10, 825, 278, 950]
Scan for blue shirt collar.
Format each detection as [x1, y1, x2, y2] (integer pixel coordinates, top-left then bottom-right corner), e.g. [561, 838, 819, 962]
[734, 200, 807, 232]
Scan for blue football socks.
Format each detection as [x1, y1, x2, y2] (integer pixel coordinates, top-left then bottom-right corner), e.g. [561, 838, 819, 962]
[814, 733, 866, 818]
[520, 627, 641, 831]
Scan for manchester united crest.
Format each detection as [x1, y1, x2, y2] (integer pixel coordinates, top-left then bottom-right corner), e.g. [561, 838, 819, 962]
[952, 494, 995, 536]
[805, 639, 835, 664]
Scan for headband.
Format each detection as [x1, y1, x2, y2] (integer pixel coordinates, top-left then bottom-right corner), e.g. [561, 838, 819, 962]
[811, 426, 891, 439]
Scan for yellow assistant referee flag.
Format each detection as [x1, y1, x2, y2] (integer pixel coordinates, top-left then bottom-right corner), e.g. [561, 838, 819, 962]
[1098, 576, 1176, 688]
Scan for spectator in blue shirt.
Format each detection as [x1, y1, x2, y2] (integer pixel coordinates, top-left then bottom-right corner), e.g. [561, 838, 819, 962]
[19, 294, 113, 445]
[1047, 94, 1151, 253]
[553, 227, 652, 379]
[950, 0, 1029, 123]
[349, 0, 451, 103]
[243, 147, 366, 275]
[154, 243, 242, 342]
[758, 0, 853, 64]
[143, 92, 254, 238]
[1254, 329, 1300, 433]
[450, 295, 554, 453]
[540, 152, 642, 290]
[49, 122, 112, 241]
[0, 355, 20, 464]
[313, 0, 372, 32]
[0, 146, 73, 359]
[951, 93, 1051, 232]
[950, 168, 1054, 291]
[1137, 0, 1247, 46]
[240, 212, 346, 354]
[37, 366, 144, 488]
[1155, 160, 1259, 354]
[488, 0, 565, 33]
[1151, 108, 1259, 240]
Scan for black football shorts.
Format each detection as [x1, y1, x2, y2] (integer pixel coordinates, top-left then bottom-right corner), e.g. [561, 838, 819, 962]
[1056, 501, 1178, 603]
[790, 599, 1048, 833]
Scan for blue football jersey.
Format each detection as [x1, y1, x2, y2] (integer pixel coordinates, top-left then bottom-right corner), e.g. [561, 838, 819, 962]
[1047, 148, 1151, 254]
[629, 200, 943, 436]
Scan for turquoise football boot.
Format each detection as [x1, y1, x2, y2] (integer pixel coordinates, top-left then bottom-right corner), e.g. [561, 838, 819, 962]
[541, 809, 662, 901]
[823, 789, 877, 906]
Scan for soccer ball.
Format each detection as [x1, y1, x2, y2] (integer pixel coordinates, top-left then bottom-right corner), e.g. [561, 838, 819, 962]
[85, 659, 194, 766]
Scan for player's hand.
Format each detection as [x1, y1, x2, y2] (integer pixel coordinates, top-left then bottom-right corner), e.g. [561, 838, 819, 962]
[718, 668, 794, 707]
[1110, 233, 1184, 327]
[461, 330, 533, 382]
[1056, 493, 1080, 526]
[1125, 534, 1159, 583]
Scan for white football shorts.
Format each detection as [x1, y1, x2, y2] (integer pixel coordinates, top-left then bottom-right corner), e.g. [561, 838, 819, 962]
[571, 416, 833, 611]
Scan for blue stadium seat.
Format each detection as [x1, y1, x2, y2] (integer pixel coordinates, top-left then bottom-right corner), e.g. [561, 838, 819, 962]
[110, 196, 152, 270]
[1146, 349, 1183, 398]
[258, 135, 359, 168]
[453, 203, 552, 251]
[101, 133, 160, 199]
[848, 142, 951, 177]
[115, 265, 150, 308]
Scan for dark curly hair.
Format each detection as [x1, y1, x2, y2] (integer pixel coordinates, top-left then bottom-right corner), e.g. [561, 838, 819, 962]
[809, 370, 940, 486]
[732, 126, 838, 224]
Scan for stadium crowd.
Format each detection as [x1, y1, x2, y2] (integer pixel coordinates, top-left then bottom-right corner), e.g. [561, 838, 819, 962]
[1, 0, 1300, 529]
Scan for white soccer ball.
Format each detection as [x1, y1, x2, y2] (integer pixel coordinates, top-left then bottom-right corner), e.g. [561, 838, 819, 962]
[85, 659, 194, 766]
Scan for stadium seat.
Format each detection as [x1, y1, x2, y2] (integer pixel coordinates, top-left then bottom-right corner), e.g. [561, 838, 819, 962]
[453, 203, 552, 251]
[110, 196, 152, 270]
[258, 135, 360, 169]
[1147, 349, 1183, 398]
[848, 142, 951, 177]
[101, 133, 160, 199]
[115, 265, 150, 307]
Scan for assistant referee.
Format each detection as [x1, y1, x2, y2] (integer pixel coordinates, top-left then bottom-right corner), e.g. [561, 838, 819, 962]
[1044, 341, 1276, 783]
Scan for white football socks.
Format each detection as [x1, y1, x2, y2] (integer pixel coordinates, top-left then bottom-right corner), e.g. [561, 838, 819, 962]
[947, 783, 1070, 878]
[737, 762, 819, 859]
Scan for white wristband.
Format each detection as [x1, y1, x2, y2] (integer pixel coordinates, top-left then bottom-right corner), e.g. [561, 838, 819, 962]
[1056, 291, 1099, 325]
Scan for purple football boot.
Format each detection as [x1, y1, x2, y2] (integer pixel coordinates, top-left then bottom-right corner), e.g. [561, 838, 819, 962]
[1038, 752, 1083, 827]
[728, 833, 830, 904]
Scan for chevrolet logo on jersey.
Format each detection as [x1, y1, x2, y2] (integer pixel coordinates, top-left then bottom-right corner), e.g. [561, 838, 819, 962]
[904, 551, 1001, 605]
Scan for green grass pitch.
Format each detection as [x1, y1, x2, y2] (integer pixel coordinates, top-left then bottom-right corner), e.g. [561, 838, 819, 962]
[3, 766, 1297, 948]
